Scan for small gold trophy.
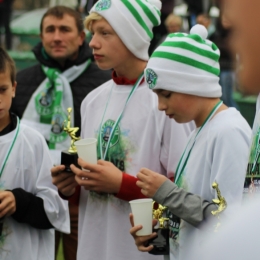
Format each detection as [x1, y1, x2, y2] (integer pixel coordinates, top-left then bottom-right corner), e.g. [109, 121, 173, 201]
[148, 202, 170, 255]
[61, 107, 80, 173]
[211, 182, 227, 232]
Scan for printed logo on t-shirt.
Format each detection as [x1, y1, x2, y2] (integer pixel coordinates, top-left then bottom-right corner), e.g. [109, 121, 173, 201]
[90, 119, 137, 201]
[146, 69, 158, 89]
[101, 119, 120, 148]
[167, 210, 180, 240]
[244, 127, 260, 197]
[36, 88, 54, 116]
[95, 0, 111, 11]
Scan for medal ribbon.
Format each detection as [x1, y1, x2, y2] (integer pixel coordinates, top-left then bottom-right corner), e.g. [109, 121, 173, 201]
[175, 101, 223, 186]
[0, 117, 20, 178]
[98, 73, 144, 160]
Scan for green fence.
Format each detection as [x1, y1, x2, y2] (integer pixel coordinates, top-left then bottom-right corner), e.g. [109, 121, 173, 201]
[233, 91, 257, 128]
[8, 50, 37, 71]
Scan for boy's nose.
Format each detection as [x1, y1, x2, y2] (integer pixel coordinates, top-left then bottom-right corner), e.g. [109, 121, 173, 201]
[158, 100, 167, 111]
[89, 34, 100, 49]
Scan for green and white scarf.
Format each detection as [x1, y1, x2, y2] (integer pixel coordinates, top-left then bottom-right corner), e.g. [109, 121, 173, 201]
[22, 59, 91, 165]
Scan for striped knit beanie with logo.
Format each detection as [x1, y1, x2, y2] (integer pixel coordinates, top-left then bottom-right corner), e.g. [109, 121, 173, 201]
[90, 0, 161, 61]
[145, 24, 222, 98]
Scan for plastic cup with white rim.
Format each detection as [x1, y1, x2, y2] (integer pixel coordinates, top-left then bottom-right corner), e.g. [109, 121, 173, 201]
[74, 138, 97, 171]
[129, 198, 153, 236]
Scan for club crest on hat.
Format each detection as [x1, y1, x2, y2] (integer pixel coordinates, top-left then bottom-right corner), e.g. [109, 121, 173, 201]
[146, 69, 158, 89]
[95, 0, 111, 11]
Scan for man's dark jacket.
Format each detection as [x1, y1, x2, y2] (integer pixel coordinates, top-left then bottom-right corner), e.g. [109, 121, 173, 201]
[11, 41, 111, 130]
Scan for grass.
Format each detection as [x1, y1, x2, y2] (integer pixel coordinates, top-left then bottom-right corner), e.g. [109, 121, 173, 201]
[56, 239, 65, 260]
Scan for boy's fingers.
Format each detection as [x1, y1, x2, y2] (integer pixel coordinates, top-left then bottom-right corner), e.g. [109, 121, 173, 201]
[129, 213, 134, 227]
[78, 158, 100, 172]
[136, 172, 146, 182]
[129, 225, 143, 236]
[139, 168, 151, 175]
[51, 165, 65, 176]
[138, 244, 154, 252]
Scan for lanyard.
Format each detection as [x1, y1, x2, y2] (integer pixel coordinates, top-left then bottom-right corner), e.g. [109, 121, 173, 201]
[175, 101, 223, 186]
[0, 117, 20, 178]
[98, 73, 144, 160]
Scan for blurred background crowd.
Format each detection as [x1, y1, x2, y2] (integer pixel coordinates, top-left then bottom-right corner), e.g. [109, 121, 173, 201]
[1, 0, 256, 128]
[0, 1, 257, 260]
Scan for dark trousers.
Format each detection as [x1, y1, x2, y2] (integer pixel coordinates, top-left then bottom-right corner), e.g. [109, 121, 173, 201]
[55, 202, 78, 260]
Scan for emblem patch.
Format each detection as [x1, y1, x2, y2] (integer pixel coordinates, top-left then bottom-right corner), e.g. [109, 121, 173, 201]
[95, 0, 111, 11]
[101, 119, 120, 148]
[146, 69, 158, 89]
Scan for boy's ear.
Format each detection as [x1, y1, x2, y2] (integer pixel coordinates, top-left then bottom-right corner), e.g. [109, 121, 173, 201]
[12, 81, 17, 98]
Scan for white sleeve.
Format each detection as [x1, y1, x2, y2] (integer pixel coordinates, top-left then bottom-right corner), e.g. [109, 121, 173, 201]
[32, 133, 70, 233]
[210, 125, 251, 213]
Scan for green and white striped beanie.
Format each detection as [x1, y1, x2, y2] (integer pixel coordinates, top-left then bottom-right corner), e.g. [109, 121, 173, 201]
[90, 0, 161, 61]
[145, 24, 222, 98]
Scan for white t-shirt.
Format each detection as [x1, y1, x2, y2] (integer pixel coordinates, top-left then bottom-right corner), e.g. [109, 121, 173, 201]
[169, 108, 251, 260]
[77, 80, 193, 260]
[0, 123, 70, 260]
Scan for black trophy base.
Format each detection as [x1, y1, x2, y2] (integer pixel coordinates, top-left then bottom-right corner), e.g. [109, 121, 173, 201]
[148, 228, 169, 255]
[61, 150, 79, 173]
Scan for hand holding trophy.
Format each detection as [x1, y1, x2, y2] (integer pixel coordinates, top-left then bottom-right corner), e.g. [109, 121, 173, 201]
[61, 107, 80, 173]
[148, 202, 170, 255]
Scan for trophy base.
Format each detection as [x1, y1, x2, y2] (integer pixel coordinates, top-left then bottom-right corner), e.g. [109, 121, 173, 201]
[61, 150, 79, 173]
[148, 228, 169, 255]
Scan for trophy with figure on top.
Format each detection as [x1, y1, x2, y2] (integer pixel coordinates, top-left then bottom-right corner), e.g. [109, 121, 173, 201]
[148, 202, 170, 255]
[61, 107, 80, 173]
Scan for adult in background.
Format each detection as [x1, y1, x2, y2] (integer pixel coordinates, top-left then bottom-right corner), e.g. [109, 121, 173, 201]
[196, 13, 215, 38]
[209, 13, 238, 108]
[11, 5, 111, 260]
[184, 0, 213, 28]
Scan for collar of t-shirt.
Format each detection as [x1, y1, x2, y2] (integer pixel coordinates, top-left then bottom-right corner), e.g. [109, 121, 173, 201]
[0, 113, 17, 136]
[112, 70, 144, 85]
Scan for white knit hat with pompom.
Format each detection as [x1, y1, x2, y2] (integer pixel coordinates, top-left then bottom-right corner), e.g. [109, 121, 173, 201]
[90, 0, 161, 61]
[145, 24, 222, 98]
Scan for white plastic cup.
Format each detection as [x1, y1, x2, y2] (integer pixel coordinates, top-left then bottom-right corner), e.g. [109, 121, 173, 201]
[129, 198, 153, 236]
[74, 138, 97, 165]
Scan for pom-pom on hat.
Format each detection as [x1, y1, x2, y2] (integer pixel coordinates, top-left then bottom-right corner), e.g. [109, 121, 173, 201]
[145, 24, 222, 98]
[90, 0, 161, 61]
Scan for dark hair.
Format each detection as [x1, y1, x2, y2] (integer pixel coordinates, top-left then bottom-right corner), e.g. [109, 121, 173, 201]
[0, 47, 16, 85]
[40, 5, 84, 33]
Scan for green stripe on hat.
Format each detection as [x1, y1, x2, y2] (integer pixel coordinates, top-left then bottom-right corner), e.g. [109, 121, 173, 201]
[151, 51, 220, 76]
[169, 33, 207, 45]
[136, 0, 160, 27]
[161, 41, 219, 61]
[121, 0, 153, 39]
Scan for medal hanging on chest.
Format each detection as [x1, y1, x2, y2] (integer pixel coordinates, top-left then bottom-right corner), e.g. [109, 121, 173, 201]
[98, 73, 144, 161]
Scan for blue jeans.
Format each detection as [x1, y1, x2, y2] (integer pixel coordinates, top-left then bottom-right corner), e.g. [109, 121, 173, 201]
[219, 70, 238, 108]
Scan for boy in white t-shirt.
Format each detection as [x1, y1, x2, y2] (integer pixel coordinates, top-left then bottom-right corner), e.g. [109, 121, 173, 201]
[0, 48, 70, 259]
[129, 25, 251, 260]
[51, 1, 193, 260]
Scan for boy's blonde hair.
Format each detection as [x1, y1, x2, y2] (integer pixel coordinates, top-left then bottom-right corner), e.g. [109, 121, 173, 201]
[84, 13, 103, 32]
